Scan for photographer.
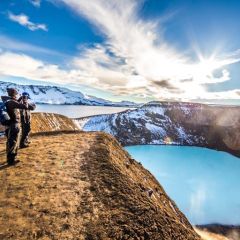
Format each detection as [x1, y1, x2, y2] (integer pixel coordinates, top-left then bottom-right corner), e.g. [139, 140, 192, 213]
[1, 88, 35, 165]
[18, 92, 36, 148]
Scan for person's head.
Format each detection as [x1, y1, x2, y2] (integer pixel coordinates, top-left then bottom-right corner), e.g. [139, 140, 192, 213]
[7, 88, 18, 99]
[22, 92, 31, 103]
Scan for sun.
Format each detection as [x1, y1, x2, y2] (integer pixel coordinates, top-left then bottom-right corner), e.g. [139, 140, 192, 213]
[196, 55, 223, 76]
[189, 53, 229, 85]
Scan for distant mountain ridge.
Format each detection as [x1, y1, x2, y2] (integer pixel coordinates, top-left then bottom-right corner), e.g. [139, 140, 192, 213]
[0, 81, 138, 107]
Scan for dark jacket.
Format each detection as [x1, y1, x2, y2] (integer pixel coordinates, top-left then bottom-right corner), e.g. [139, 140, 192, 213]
[1, 96, 34, 123]
[20, 102, 36, 124]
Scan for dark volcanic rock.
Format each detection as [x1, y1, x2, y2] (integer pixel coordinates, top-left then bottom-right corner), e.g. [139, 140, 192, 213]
[79, 102, 240, 157]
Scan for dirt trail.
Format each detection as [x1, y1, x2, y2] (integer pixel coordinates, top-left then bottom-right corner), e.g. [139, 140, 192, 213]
[0, 131, 200, 240]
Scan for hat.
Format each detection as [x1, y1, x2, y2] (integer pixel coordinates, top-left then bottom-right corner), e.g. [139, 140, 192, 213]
[22, 92, 31, 99]
[7, 88, 18, 97]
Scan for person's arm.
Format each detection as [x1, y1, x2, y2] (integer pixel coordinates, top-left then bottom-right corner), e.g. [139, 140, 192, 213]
[8, 100, 29, 110]
[17, 96, 23, 102]
[28, 103, 36, 111]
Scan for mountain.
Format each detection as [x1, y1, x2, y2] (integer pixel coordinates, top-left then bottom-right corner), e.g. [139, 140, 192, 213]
[76, 101, 240, 157]
[0, 81, 138, 107]
[0, 130, 200, 239]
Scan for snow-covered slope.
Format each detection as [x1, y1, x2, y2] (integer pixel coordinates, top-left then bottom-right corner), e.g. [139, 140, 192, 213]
[0, 81, 138, 106]
[76, 101, 240, 157]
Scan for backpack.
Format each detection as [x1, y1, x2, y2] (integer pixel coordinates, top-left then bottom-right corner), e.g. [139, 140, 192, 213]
[0, 100, 10, 126]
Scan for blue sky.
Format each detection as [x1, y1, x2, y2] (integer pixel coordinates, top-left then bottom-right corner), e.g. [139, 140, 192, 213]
[0, 0, 240, 103]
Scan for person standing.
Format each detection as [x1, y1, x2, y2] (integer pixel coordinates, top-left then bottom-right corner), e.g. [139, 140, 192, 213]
[19, 92, 36, 148]
[1, 88, 34, 165]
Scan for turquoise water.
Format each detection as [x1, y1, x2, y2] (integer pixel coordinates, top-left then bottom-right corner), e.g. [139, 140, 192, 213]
[125, 145, 240, 225]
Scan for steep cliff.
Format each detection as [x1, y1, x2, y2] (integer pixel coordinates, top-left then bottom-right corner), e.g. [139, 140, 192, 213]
[0, 131, 200, 240]
[77, 102, 240, 157]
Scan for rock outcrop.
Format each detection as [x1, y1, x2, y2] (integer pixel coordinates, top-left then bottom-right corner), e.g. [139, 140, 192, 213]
[0, 131, 200, 240]
[77, 102, 240, 157]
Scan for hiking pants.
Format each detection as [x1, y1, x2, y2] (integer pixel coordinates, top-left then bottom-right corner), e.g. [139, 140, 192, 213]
[20, 122, 31, 146]
[6, 123, 21, 163]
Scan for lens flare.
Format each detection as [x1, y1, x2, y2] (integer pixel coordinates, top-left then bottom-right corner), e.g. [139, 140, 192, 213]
[163, 137, 173, 144]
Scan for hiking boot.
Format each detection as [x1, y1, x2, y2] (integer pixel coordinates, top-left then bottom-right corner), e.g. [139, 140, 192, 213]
[19, 144, 29, 149]
[7, 160, 20, 166]
[7, 154, 17, 165]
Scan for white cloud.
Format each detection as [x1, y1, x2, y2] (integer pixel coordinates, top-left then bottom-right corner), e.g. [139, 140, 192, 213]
[0, 51, 95, 85]
[2, 0, 240, 101]
[8, 12, 47, 31]
[1, 50, 240, 101]
[29, 0, 41, 7]
[58, 0, 240, 100]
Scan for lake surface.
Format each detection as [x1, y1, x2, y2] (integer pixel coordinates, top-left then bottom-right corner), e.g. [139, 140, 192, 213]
[35, 104, 130, 118]
[125, 145, 240, 225]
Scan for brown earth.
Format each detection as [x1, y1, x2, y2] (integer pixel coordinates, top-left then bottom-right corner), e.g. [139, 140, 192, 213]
[31, 112, 79, 133]
[0, 131, 201, 240]
[0, 112, 78, 136]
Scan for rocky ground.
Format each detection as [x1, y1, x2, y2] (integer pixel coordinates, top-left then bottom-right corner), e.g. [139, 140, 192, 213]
[0, 131, 201, 240]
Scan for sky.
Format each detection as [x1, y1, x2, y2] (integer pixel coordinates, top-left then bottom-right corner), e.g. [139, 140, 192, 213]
[0, 0, 240, 103]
